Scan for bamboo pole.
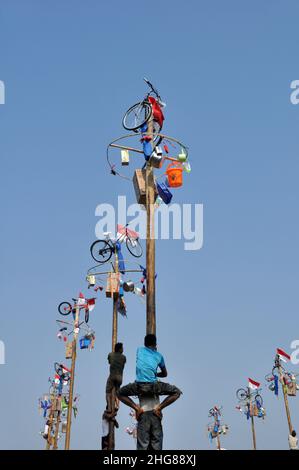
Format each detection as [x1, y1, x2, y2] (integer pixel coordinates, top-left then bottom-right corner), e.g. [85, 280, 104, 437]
[145, 116, 156, 335]
[64, 303, 80, 450]
[110, 143, 143, 154]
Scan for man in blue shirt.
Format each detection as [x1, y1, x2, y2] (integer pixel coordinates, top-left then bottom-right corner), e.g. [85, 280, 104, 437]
[118, 334, 182, 450]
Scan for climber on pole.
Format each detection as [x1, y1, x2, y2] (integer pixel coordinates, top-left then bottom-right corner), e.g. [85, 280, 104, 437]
[105, 342, 126, 415]
[117, 334, 182, 450]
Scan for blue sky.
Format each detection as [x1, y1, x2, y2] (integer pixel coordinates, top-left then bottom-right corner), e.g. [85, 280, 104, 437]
[1, 0, 299, 449]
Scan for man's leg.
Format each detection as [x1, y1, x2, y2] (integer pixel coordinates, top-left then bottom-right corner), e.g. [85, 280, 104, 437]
[149, 412, 163, 451]
[105, 376, 113, 413]
[117, 383, 144, 419]
[153, 382, 182, 417]
[137, 411, 151, 450]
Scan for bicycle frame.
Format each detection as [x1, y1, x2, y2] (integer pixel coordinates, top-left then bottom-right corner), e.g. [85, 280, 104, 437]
[105, 224, 139, 246]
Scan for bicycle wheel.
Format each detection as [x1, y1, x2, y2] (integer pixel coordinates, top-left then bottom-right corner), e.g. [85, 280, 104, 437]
[54, 362, 63, 375]
[236, 388, 248, 401]
[90, 240, 113, 264]
[255, 394, 263, 407]
[122, 102, 152, 131]
[126, 237, 142, 258]
[58, 302, 72, 316]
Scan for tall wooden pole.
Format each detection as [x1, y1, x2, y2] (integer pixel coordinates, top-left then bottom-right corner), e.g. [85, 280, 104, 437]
[46, 409, 54, 450]
[53, 409, 61, 450]
[216, 433, 221, 450]
[145, 117, 156, 335]
[279, 364, 293, 434]
[112, 248, 119, 349]
[248, 387, 257, 450]
[64, 303, 80, 450]
[250, 415, 257, 450]
[108, 250, 119, 450]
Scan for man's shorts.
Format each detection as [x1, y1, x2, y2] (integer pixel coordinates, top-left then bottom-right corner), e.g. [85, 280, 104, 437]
[106, 375, 123, 394]
[118, 381, 182, 398]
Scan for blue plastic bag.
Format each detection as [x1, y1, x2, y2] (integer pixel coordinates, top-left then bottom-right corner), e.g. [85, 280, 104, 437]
[157, 182, 173, 205]
[80, 337, 91, 349]
[143, 140, 152, 160]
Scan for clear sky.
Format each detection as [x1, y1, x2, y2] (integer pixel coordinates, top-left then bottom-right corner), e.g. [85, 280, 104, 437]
[1, 0, 299, 450]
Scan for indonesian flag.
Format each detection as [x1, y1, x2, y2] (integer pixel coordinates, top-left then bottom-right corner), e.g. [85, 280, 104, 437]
[277, 348, 291, 363]
[54, 374, 60, 384]
[86, 297, 96, 312]
[248, 378, 260, 390]
[77, 292, 86, 306]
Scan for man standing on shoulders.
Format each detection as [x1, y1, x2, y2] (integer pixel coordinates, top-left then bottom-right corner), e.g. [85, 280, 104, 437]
[118, 334, 182, 450]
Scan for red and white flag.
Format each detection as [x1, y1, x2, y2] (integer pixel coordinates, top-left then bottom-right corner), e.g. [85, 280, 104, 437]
[86, 298, 96, 312]
[277, 348, 291, 363]
[54, 374, 60, 384]
[77, 292, 86, 306]
[248, 378, 260, 390]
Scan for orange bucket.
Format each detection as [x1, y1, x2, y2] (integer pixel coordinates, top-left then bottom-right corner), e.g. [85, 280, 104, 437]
[165, 162, 183, 188]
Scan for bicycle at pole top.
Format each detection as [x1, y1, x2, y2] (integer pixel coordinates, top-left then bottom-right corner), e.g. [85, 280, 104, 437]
[236, 387, 263, 407]
[122, 78, 165, 144]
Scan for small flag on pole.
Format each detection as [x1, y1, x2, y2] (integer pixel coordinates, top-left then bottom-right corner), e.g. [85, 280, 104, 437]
[86, 298, 96, 312]
[277, 348, 291, 363]
[77, 292, 86, 306]
[248, 378, 260, 390]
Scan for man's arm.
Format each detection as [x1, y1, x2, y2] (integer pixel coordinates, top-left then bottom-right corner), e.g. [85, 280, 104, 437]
[157, 366, 167, 378]
[157, 354, 167, 377]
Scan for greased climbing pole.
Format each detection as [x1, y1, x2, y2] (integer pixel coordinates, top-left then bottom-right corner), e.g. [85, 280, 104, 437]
[88, 231, 146, 450]
[107, 78, 190, 338]
[145, 115, 156, 335]
[265, 348, 299, 443]
[104, 78, 190, 449]
[236, 379, 266, 450]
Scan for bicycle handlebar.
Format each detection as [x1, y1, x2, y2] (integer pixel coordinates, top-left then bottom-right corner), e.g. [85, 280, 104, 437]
[143, 77, 161, 99]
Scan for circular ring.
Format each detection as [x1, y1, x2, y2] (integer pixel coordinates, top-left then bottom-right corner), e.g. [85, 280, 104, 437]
[106, 132, 189, 182]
